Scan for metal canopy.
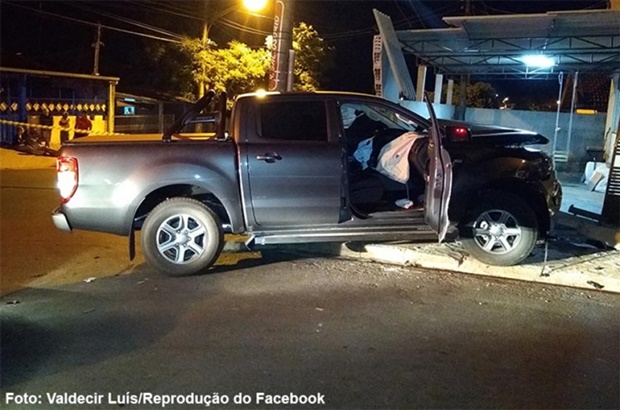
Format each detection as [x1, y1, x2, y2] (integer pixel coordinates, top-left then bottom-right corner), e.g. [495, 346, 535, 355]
[394, 10, 620, 79]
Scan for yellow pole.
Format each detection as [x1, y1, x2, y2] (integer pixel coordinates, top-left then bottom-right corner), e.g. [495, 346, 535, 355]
[108, 80, 116, 133]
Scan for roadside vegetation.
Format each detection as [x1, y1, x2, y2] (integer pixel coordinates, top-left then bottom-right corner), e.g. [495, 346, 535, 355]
[138, 22, 333, 100]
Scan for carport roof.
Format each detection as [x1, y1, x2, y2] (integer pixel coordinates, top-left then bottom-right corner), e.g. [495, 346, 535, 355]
[393, 9, 620, 79]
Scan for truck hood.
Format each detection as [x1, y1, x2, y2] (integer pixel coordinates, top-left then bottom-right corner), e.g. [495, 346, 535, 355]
[437, 119, 549, 146]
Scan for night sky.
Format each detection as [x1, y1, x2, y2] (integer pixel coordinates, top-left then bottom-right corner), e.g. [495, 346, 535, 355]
[0, 0, 609, 100]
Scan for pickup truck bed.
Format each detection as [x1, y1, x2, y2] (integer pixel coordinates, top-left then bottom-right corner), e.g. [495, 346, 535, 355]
[56, 138, 243, 236]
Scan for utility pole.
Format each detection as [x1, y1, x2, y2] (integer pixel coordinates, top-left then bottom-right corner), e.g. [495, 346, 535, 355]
[199, 0, 211, 99]
[455, 0, 472, 120]
[92, 22, 103, 76]
[464, 0, 472, 16]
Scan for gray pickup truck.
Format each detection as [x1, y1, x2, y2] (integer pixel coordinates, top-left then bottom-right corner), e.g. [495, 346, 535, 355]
[53, 90, 562, 275]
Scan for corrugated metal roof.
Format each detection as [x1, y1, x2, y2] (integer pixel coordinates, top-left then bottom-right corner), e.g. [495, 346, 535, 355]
[392, 10, 620, 78]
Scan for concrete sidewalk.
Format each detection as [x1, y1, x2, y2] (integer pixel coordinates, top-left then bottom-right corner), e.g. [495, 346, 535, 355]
[2, 147, 619, 294]
[339, 238, 620, 294]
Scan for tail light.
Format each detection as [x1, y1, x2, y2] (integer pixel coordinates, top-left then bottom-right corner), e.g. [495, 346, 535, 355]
[57, 156, 78, 203]
[446, 126, 471, 142]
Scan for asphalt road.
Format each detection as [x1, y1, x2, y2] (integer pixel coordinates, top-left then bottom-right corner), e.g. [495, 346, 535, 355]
[0, 168, 133, 295]
[1, 169, 619, 409]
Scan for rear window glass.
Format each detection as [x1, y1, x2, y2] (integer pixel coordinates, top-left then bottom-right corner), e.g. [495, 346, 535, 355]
[259, 100, 327, 141]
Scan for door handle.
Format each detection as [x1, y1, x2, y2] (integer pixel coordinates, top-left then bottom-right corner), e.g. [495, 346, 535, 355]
[256, 153, 282, 163]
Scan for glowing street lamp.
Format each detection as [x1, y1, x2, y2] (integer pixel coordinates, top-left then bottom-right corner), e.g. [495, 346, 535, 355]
[243, 0, 268, 12]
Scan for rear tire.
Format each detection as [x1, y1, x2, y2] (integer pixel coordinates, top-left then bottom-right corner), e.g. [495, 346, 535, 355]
[141, 197, 223, 276]
[459, 192, 538, 266]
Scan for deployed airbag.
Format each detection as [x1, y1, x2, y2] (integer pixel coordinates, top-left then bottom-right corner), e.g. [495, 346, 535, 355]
[375, 131, 422, 183]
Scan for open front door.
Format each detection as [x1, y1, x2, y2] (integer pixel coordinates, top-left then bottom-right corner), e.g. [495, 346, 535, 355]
[423, 93, 453, 242]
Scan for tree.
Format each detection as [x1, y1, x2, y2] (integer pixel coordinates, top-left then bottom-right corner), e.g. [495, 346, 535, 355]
[177, 22, 333, 99]
[439, 81, 500, 108]
[111, 40, 196, 100]
[292, 23, 333, 91]
[181, 38, 270, 98]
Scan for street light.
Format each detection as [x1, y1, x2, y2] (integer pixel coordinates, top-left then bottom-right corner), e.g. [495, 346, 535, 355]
[243, 0, 268, 12]
[198, 0, 270, 97]
[199, 0, 293, 95]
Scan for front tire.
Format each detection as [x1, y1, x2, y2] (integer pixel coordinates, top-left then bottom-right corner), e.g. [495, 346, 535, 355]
[141, 197, 223, 276]
[459, 193, 538, 266]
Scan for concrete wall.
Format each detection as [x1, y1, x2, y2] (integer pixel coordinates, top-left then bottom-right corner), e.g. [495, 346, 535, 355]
[399, 100, 607, 172]
[400, 100, 455, 121]
[465, 108, 607, 171]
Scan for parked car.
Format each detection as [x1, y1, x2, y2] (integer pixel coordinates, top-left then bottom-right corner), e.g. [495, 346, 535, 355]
[52, 90, 562, 275]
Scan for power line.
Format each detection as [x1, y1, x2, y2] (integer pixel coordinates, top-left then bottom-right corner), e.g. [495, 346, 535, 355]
[138, 1, 204, 21]
[319, 3, 458, 43]
[4, 0, 481, 51]
[218, 18, 272, 36]
[392, 0, 416, 28]
[69, 3, 186, 40]
[4, 2, 183, 43]
[394, 3, 459, 28]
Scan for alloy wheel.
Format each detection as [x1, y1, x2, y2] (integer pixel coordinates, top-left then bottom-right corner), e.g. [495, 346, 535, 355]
[156, 214, 207, 264]
[472, 209, 522, 254]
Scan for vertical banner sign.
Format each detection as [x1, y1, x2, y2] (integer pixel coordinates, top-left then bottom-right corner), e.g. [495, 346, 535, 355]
[373, 35, 383, 97]
[268, 1, 283, 91]
[268, 0, 293, 92]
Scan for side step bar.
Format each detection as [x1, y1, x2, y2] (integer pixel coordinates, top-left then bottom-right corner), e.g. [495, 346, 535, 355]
[245, 227, 438, 248]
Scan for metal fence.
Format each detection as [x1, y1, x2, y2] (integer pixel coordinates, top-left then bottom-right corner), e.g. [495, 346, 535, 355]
[0, 114, 20, 145]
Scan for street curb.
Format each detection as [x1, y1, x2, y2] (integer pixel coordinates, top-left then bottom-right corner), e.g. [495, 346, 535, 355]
[222, 237, 620, 293]
[340, 242, 620, 294]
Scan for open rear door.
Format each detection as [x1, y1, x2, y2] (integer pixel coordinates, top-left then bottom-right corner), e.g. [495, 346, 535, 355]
[423, 92, 453, 242]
